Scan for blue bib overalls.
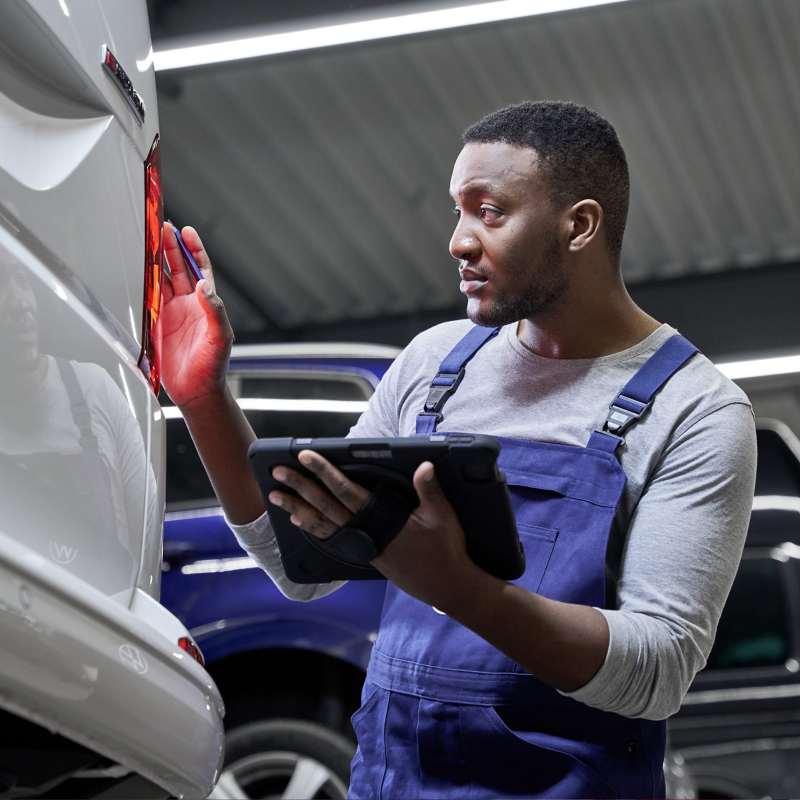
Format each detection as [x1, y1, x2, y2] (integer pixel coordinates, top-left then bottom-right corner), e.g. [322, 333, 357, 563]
[349, 326, 699, 800]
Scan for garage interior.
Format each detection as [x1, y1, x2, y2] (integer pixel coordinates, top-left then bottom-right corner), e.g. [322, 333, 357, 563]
[5, 1, 800, 797]
[147, 0, 800, 363]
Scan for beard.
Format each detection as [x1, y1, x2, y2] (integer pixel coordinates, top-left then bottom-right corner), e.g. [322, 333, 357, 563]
[466, 231, 568, 328]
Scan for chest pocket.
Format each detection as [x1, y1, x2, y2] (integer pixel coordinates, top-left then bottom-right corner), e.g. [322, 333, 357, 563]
[499, 446, 624, 607]
[513, 523, 558, 594]
[504, 470, 572, 597]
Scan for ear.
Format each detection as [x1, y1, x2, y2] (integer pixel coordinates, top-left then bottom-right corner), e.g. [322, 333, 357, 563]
[566, 199, 603, 253]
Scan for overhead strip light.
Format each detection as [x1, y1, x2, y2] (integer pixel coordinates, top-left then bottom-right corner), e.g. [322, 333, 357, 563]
[153, 0, 628, 71]
[716, 354, 800, 381]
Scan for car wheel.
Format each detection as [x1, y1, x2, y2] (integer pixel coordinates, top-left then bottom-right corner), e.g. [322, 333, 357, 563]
[209, 719, 356, 799]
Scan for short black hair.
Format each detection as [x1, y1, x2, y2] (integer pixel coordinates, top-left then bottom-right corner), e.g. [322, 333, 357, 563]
[462, 101, 629, 264]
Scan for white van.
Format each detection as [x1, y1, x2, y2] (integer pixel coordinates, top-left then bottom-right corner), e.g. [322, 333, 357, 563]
[0, 1, 224, 796]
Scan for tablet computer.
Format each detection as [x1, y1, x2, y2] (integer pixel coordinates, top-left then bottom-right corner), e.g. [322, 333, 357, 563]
[248, 434, 524, 583]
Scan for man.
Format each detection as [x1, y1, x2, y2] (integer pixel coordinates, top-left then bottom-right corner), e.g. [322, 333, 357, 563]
[161, 101, 756, 798]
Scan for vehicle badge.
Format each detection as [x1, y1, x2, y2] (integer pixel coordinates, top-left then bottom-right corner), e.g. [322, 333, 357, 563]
[101, 45, 146, 124]
[50, 540, 78, 564]
[119, 644, 148, 675]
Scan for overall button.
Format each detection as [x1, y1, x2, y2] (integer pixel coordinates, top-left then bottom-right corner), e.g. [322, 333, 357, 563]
[625, 740, 639, 756]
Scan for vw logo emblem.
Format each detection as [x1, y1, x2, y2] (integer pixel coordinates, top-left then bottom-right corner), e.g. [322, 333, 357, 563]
[49, 541, 78, 564]
[119, 644, 148, 675]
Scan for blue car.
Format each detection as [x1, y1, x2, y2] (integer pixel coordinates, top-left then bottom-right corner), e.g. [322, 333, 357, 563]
[161, 342, 399, 799]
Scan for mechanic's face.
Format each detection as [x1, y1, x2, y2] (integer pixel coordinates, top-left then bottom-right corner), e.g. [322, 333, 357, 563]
[0, 258, 40, 373]
[449, 142, 568, 327]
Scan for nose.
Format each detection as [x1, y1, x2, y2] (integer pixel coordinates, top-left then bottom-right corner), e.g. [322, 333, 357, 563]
[449, 217, 481, 263]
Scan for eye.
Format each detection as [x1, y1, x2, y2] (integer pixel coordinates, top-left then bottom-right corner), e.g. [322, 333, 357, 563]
[453, 208, 461, 219]
[480, 206, 501, 221]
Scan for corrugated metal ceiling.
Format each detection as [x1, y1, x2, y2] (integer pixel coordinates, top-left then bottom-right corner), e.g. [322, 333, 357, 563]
[155, 0, 800, 334]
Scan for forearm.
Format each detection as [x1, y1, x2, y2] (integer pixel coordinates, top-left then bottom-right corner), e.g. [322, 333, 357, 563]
[181, 387, 265, 525]
[229, 510, 348, 601]
[443, 565, 609, 692]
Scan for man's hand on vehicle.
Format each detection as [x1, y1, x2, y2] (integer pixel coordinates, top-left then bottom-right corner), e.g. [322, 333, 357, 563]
[159, 223, 265, 526]
[161, 222, 234, 410]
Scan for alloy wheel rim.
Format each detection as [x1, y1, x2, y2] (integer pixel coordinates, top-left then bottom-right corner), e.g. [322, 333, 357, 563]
[215, 751, 348, 800]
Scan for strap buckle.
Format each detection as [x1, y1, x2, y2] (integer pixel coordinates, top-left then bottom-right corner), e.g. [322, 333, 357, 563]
[417, 410, 444, 426]
[424, 368, 466, 414]
[602, 394, 653, 439]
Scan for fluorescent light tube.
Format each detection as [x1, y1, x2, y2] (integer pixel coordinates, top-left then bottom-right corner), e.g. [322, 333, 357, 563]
[153, 0, 628, 71]
[716, 354, 800, 381]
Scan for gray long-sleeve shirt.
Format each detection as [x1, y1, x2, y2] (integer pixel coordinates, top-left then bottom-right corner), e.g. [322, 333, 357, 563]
[230, 322, 757, 720]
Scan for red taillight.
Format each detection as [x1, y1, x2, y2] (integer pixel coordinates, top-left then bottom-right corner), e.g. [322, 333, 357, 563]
[178, 635, 205, 667]
[138, 134, 164, 395]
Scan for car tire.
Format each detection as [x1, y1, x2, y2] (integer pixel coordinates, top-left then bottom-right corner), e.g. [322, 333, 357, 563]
[209, 718, 356, 799]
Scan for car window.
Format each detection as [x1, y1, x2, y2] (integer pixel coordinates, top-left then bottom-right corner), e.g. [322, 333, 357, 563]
[237, 371, 372, 400]
[164, 371, 370, 510]
[705, 555, 790, 671]
[753, 426, 800, 496]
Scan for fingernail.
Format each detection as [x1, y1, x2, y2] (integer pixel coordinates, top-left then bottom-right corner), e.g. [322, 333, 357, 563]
[202, 281, 212, 296]
[272, 468, 285, 481]
[269, 493, 282, 506]
[298, 453, 312, 466]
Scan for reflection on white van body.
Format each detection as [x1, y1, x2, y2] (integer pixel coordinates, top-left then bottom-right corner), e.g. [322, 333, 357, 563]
[0, 247, 153, 598]
[0, 1, 224, 796]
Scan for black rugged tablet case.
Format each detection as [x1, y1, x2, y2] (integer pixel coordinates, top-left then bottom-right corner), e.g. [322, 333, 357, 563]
[248, 434, 525, 583]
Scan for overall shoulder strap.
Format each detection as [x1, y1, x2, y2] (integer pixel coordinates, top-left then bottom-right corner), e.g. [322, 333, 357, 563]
[54, 356, 98, 451]
[416, 326, 501, 435]
[588, 334, 699, 454]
